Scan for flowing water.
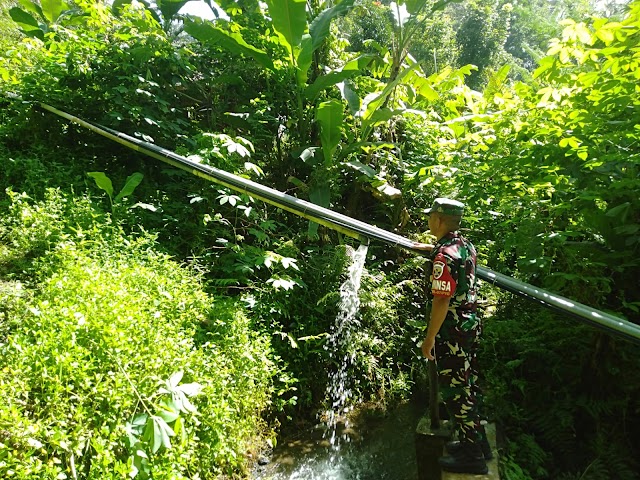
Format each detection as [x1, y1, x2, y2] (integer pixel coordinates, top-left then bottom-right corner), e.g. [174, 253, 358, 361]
[323, 243, 369, 449]
[252, 400, 424, 480]
[252, 243, 424, 480]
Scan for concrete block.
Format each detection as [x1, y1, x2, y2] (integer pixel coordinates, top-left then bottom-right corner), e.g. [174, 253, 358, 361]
[415, 416, 452, 480]
[416, 421, 500, 480]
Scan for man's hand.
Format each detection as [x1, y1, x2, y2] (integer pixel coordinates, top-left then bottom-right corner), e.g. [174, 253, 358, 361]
[413, 242, 434, 252]
[421, 336, 435, 361]
[422, 297, 450, 361]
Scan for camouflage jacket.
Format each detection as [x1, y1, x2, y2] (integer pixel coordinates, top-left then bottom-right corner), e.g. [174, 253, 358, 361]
[427, 231, 478, 328]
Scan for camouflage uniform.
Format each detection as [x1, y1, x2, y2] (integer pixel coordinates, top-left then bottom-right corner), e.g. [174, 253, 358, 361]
[427, 230, 483, 444]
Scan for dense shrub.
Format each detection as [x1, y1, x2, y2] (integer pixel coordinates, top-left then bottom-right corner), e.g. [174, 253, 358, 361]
[0, 189, 279, 479]
[481, 299, 640, 479]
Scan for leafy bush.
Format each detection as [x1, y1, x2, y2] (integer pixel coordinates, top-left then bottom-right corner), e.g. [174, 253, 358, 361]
[351, 252, 430, 403]
[245, 243, 348, 412]
[0, 146, 86, 198]
[401, 12, 640, 468]
[0, 189, 279, 479]
[0, 0, 197, 148]
[245, 241, 432, 416]
[481, 299, 640, 479]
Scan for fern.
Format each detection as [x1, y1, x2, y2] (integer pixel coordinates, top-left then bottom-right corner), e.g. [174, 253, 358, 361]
[482, 297, 640, 479]
[555, 473, 581, 480]
[501, 452, 535, 480]
[585, 431, 639, 480]
[507, 434, 549, 478]
[529, 395, 578, 458]
[209, 277, 241, 287]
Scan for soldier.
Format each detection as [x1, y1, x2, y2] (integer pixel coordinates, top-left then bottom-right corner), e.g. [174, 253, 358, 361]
[414, 197, 490, 475]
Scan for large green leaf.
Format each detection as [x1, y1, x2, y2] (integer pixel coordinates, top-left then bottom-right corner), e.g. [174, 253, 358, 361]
[309, 0, 354, 52]
[402, 0, 461, 16]
[431, 0, 463, 13]
[308, 183, 331, 237]
[87, 172, 114, 201]
[402, 0, 428, 15]
[9, 7, 44, 39]
[156, 401, 180, 423]
[156, 0, 192, 23]
[265, 0, 307, 57]
[295, 35, 314, 85]
[184, 18, 274, 70]
[147, 415, 175, 453]
[344, 159, 376, 178]
[304, 54, 374, 100]
[111, 0, 127, 14]
[308, 183, 330, 207]
[114, 172, 144, 203]
[405, 69, 439, 102]
[316, 100, 343, 167]
[337, 80, 361, 115]
[18, 0, 45, 20]
[606, 202, 631, 221]
[360, 64, 418, 138]
[40, 0, 68, 23]
[305, 72, 356, 100]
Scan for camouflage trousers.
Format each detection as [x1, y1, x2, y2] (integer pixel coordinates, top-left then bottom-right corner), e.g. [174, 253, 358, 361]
[435, 312, 484, 444]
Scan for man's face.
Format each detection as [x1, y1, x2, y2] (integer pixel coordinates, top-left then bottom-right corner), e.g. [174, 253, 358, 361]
[428, 212, 438, 234]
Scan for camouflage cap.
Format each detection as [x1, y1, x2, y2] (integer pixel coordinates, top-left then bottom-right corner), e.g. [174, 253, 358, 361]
[424, 197, 465, 216]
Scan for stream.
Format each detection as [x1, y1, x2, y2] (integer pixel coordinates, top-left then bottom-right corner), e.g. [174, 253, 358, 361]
[253, 243, 425, 480]
[252, 399, 425, 480]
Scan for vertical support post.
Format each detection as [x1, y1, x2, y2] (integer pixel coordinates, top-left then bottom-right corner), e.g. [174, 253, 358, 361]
[428, 360, 440, 429]
[415, 360, 450, 480]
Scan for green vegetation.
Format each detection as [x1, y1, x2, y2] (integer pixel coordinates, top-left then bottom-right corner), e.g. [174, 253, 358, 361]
[1, 0, 638, 478]
[0, 188, 278, 478]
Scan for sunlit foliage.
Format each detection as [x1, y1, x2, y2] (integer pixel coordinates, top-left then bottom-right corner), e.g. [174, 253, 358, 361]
[1, 0, 639, 477]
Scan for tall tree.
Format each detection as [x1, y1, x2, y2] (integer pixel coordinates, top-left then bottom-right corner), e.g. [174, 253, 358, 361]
[504, 0, 594, 71]
[452, 0, 512, 89]
[408, 9, 459, 75]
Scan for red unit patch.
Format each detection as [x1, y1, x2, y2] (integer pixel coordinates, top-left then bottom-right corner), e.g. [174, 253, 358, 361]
[431, 253, 456, 297]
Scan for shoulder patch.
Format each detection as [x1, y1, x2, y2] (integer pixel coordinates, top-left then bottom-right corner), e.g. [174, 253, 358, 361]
[431, 253, 457, 298]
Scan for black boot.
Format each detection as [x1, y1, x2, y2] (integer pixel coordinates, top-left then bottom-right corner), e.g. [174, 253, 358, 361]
[446, 437, 493, 460]
[439, 441, 488, 475]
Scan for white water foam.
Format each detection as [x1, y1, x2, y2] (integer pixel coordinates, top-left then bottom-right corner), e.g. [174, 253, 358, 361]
[323, 243, 369, 450]
[253, 243, 370, 480]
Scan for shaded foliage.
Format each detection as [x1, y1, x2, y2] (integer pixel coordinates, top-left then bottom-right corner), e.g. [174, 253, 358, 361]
[1, 0, 639, 478]
[482, 299, 640, 479]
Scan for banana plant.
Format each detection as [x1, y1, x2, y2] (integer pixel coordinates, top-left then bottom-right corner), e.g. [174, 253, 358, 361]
[184, 0, 362, 235]
[183, 0, 461, 234]
[352, 0, 462, 140]
[184, 0, 359, 128]
[323, 0, 463, 208]
[88, 171, 144, 213]
[9, 0, 81, 40]
[182, 16, 274, 70]
[261, 0, 368, 236]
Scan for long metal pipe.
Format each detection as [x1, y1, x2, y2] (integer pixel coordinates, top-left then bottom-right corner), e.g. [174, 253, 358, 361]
[37, 102, 640, 345]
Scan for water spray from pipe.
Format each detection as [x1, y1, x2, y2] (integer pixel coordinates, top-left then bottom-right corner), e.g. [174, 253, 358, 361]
[323, 243, 369, 452]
